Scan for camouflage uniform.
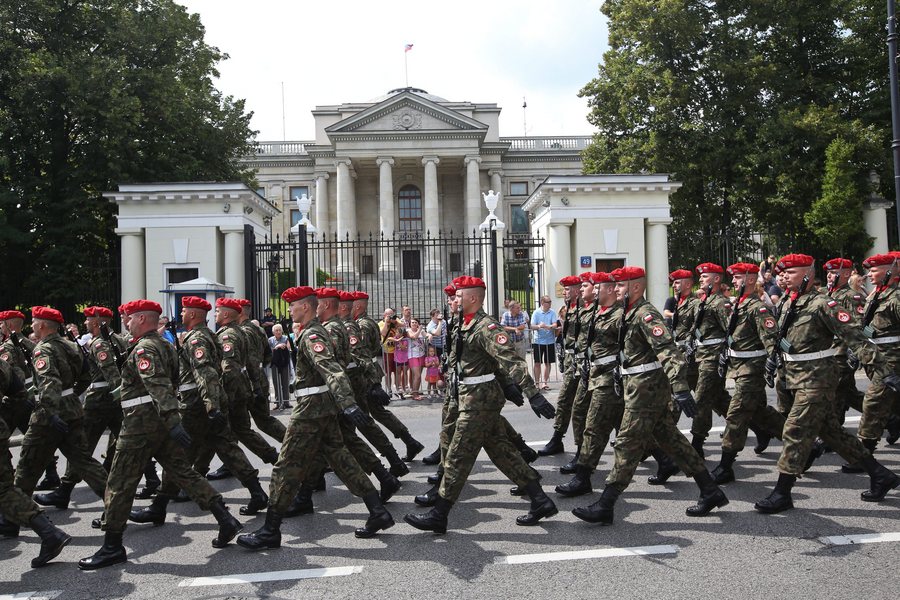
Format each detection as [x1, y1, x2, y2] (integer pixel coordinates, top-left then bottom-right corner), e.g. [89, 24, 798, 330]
[671, 293, 700, 390]
[831, 286, 866, 416]
[238, 319, 285, 442]
[0, 335, 35, 436]
[101, 331, 224, 533]
[688, 292, 732, 443]
[157, 323, 258, 497]
[0, 360, 41, 525]
[552, 302, 582, 437]
[439, 309, 541, 502]
[569, 303, 597, 447]
[268, 318, 375, 513]
[606, 298, 706, 491]
[858, 287, 900, 442]
[14, 332, 108, 497]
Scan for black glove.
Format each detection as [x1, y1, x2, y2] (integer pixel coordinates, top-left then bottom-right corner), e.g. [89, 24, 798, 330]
[847, 349, 860, 371]
[48, 414, 69, 434]
[528, 392, 556, 419]
[368, 385, 391, 406]
[503, 383, 524, 406]
[673, 390, 698, 418]
[24, 395, 36, 411]
[254, 390, 268, 405]
[764, 355, 778, 388]
[207, 409, 228, 431]
[342, 405, 372, 428]
[169, 422, 192, 449]
[717, 351, 729, 379]
[884, 373, 900, 394]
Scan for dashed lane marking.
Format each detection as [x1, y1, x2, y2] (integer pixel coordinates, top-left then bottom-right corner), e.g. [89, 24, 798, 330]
[178, 566, 364, 587]
[820, 532, 900, 546]
[495, 544, 679, 565]
[0, 592, 62, 600]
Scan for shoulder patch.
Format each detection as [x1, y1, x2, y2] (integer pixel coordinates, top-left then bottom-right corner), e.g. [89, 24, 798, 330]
[0, 352, 9, 362]
[137, 357, 151, 371]
[34, 358, 48, 371]
[194, 348, 205, 360]
[97, 351, 109, 362]
[857, 305, 865, 314]
[222, 342, 233, 353]
[312, 342, 325, 353]
[496, 333, 509, 345]
[651, 325, 664, 337]
[643, 314, 654, 322]
[349, 335, 359, 346]
[763, 318, 776, 329]
[837, 311, 851, 323]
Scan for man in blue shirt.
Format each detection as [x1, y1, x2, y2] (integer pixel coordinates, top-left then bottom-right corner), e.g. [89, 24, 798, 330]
[530, 295, 558, 390]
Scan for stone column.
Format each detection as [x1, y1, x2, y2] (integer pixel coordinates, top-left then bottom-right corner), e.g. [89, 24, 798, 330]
[335, 159, 355, 241]
[118, 228, 146, 303]
[864, 198, 892, 256]
[464, 156, 482, 235]
[422, 156, 441, 236]
[645, 218, 671, 310]
[377, 157, 397, 272]
[223, 227, 245, 298]
[314, 172, 330, 239]
[546, 220, 573, 300]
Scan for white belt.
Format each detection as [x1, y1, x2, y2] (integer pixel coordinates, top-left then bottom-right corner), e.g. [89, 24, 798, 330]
[565, 349, 575, 355]
[295, 385, 328, 397]
[591, 355, 618, 367]
[347, 362, 358, 369]
[782, 348, 839, 362]
[676, 340, 688, 348]
[620, 361, 662, 376]
[60, 388, 74, 397]
[178, 383, 198, 392]
[24, 376, 33, 385]
[89, 382, 109, 389]
[872, 336, 900, 345]
[728, 349, 768, 359]
[121, 395, 153, 408]
[460, 374, 496, 385]
[696, 338, 726, 346]
[371, 357, 379, 363]
[574, 352, 585, 359]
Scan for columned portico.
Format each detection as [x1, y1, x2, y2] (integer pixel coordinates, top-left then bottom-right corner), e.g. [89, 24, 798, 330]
[118, 228, 146, 300]
[465, 155, 482, 235]
[489, 169, 503, 207]
[315, 172, 330, 238]
[377, 157, 397, 272]
[645, 218, 672, 309]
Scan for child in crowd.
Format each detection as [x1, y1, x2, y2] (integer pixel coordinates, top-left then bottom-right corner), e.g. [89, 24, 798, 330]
[424, 345, 442, 396]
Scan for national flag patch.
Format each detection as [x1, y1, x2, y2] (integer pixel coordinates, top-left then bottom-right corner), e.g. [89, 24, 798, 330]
[759, 307, 767, 313]
[488, 323, 498, 330]
[643, 314, 654, 322]
[827, 300, 837, 307]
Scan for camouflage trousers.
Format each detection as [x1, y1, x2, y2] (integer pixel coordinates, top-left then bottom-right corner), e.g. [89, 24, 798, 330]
[14, 411, 108, 498]
[690, 358, 731, 441]
[858, 377, 900, 442]
[439, 393, 522, 466]
[248, 378, 286, 443]
[777, 388, 869, 476]
[350, 371, 398, 458]
[440, 409, 538, 503]
[305, 412, 382, 483]
[0, 397, 31, 437]
[776, 375, 792, 415]
[367, 393, 410, 439]
[835, 361, 863, 415]
[577, 385, 624, 471]
[102, 404, 221, 533]
[158, 403, 258, 497]
[552, 368, 580, 435]
[61, 391, 122, 485]
[570, 377, 592, 447]
[269, 414, 375, 513]
[194, 388, 277, 472]
[0, 418, 40, 526]
[721, 365, 785, 453]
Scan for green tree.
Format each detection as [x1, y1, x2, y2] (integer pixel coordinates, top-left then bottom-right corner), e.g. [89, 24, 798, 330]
[0, 0, 256, 316]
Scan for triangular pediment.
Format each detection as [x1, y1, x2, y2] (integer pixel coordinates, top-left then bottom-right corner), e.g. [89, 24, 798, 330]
[326, 92, 489, 135]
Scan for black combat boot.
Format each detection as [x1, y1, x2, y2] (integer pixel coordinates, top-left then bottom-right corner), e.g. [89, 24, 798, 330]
[33, 480, 75, 510]
[754, 472, 797, 514]
[415, 484, 440, 507]
[517, 480, 558, 526]
[284, 485, 315, 517]
[35, 456, 60, 491]
[537, 430, 564, 457]
[422, 447, 442, 465]
[404, 496, 452, 534]
[399, 430, 425, 462]
[29, 513, 71, 568]
[572, 485, 620, 524]
[691, 435, 705, 459]
[711, 451, 738, 484]
[355, 491, 395, 538]
[886, 415, 900, 445]
[206, 464, 233, 481]
[804, 439, 826, 472]
[372, 463, 402, 503]
[860, 455, 900, 502]
[210, 498, 243, 548]
[386, 448, 410, 477]
[172, 489, 191, 503]
[135, 460, 161, 499]
[751, 425, 772, 454]
[512, 434, 539, 464]
[560, 446, 581, 474]
[263, 448, 280, 465]
[78, 531, 126, 570]
[686, 470, 729, 516]
[0, 514, 20, 538]
[128, 494, 170, 525]
[648, 449, 680, 485]
[236, 506, 282, 550]
[842, 438, 876, 473]
[239, 478, 269, 516]
[555, 465, 593, 497]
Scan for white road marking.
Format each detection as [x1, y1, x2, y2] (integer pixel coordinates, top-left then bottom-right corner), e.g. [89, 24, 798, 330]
[0, 593, 62, 600]
[178, 566, 364, 587]
[496, 544, 679, 565]
[819, 532, 900, 546]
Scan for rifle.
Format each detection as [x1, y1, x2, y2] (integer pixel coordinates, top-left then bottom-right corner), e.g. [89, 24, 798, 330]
[10, 332, 34, 374]
[581, 296, 601, 385]
[848, 268, 893, 370]
[99, 322, 126, 371]
[441, 306, 451, 375]
[65, 328, 93, 395]
[764, 275, 810, 388]
[717, 281, 747, 378]
[613, 291, 629, 398]
[166, 321, 181, 352]
[684, 284, 715, 364]
[561, 299, 581, 372]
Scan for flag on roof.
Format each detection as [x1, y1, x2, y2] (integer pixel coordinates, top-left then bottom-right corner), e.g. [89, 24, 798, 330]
[405, 43, 414, 52]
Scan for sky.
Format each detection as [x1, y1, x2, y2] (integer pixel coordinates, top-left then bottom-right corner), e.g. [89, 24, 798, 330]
[175, 0, 609, 141]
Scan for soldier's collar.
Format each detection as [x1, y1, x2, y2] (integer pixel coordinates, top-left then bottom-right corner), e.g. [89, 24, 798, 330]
[625, 296, 645, 314]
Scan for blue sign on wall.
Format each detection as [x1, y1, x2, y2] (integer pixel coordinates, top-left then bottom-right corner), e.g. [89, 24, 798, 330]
[580, 256, 592, 268]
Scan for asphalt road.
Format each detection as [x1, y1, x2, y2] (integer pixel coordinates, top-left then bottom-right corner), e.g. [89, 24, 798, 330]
[2, 379, 899, 600]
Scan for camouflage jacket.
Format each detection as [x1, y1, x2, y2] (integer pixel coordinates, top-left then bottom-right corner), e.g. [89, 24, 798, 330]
[32, 332, 85, 422]
[692, 293, 730, 360]
[217, 323, 252, 399]
[293, 317, 356, 419]
[828, 285, 865, 356]
[84, 333, 125, 407]
[575, 302, 598, 355]
[561, 302, 581, 371]
[726, 296, 777, 377]
[120, 331, 180, 431]
[322, 315, 352, 368]
[179, 324, 225, 413]
[587, 302, 623, 391]
[0, 349, 27, 417]
[1, 334, 36, 387]
[860, 286, 900, 365]
[779, 289, 890, 389]
[621, 298, 690, 403]
[341, 316, 369, 391]
[672, 293, 700, 348]
[457, 309, 539, 412]
[238, 320, 268, 393]
[356, 312, 385, 383]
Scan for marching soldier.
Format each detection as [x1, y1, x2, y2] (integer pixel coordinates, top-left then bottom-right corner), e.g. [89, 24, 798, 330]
[236, 286, 394, 551]
[237, 298, 286, 442]
[405, 276, 558, 534]
[669, 269, 700, 389]
[572, 266, 728, 525]
[755, 254, 900, 514]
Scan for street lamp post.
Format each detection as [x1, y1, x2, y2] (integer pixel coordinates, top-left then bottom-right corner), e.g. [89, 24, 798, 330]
[887, 0, 900, 245]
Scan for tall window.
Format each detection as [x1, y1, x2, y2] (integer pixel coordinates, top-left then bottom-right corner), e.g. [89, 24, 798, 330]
[510, 203, 529, 234]
[398, 185, 423, 232]
[288, 185, 309, 202]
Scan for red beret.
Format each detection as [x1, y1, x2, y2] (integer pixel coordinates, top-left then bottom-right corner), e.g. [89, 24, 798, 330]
[93, 306, 114, 319]
[454, 276, 485, 289]
[182, 296, 212, 311]
[353, 291, 369, 300]
[559, 275, 582, 287]
[123, 300, 162, 316]
[579, 272, 593, 282]
[668, 269, 693, 282]
[338, 291, 355, 302]
[590, 272, 613, 284]
[727, 263, 760, 275]
[443, 284, 457, 297]
[315, 287, 340, 299]
[282, 286, 316, 303]
[823, 258, 854, 271]
[777, 253, 814, 270]
[118, 304, 127, 315]
[0, 310, 26, 321]
[696, 263, 724, 275]
[215, 297, 243, 312]
[83, 306, 96, 317]
[32, 306, 64, 324]
[610, 266, 646, 282]
[862, 253, 896, 268]
[236, 298, 252, 308]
